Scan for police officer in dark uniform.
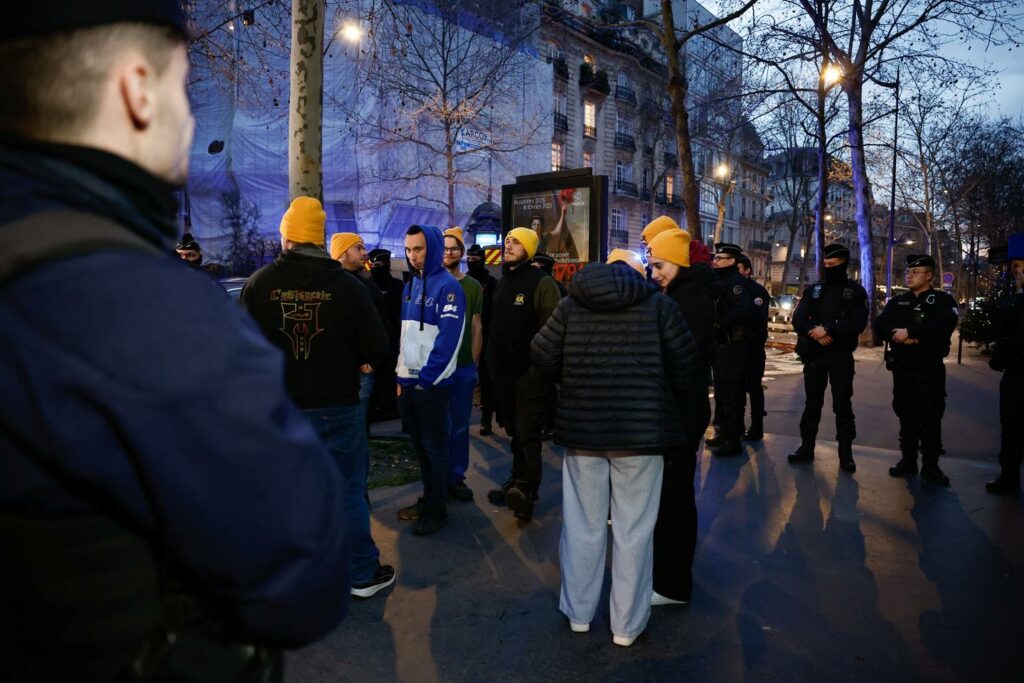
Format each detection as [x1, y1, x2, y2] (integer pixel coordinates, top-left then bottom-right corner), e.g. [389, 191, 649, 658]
[986, 254, 1024, 496]
[737, 254, 769, 441]
[368, 248, 405, 420]
[874, 255, 959, 485]
[707, 243, 755, 456]
[788, 244, 868, 472]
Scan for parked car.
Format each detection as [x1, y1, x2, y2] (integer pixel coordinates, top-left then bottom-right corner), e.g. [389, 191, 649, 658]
[770, 294, 799, 325]
[219, 277, 248, 301]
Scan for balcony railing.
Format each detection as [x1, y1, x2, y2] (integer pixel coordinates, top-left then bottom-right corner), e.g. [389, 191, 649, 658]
[614, 132, 636, 152]
[615, 85, 637, 105]
[583, 124, 597, 139]
[553, 112, 568, 133]
[553, 56, 569, 80]
[610, 226, 630, 242]
[579, 63, 611, 95]
[748, 239, 772, 252]
[663, 152, 678, 167]
[614, 179, 638, 197]
[551, 163, 568, 172]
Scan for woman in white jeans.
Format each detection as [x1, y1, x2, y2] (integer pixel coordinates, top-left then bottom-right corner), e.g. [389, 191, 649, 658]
[531, 251, 701, 646]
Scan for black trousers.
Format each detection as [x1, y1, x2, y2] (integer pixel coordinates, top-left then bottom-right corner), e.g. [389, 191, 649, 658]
[653, 450, 697, 601]
[491, 366, 547, 493]
[891, 362, 946, 464]
[478, 352, 497, 428]
[744, 343, 766, 430]
[999, 370, 1024, 470]
[799, 352, 856, 445]
[712, 341, 747, 439]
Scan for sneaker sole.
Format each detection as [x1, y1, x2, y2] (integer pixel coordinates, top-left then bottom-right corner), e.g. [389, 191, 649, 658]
[613, 633, 639, 647]
[351, 573, 396, 598]
[569, 622, 589, 633]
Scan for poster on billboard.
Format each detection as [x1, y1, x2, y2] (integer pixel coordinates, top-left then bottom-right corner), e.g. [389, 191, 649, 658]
[502, 169, 607, 283]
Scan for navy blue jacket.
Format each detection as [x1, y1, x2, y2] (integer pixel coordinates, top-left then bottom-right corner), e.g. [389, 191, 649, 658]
[0, 138, 349, 650]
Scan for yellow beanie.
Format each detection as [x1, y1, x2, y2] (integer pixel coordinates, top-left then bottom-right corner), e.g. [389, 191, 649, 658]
[507, 227, 539, 259]
[641, 215, 680, 245]
[649, 229, 691, 267]
[280, 196, 326, 245]
[443, 226, 464, 247]
[607, 249, 645, 276]
[330, 232, 364, 260]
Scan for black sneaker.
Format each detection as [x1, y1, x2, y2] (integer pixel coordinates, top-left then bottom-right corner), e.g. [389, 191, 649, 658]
[889, 458, 918, 478]
[712, 439, 743, 457]
[448, 481, 474, 502]
[487, 478, 513, 505]
[351, 564, 396, 598]
[705, 434, 725, 448]
[985, 472, 1020, 496]
[920, 463, 950, 486]
[788, 445, 815, 463]
[741, 429, 764, 442]
[479, 425, 493, 436]
[413, 508, 448, 536]
[398, 497, 424, 521]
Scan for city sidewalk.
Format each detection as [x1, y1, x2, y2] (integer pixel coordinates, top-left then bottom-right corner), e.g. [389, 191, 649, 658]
[288, 421, 1024, 683]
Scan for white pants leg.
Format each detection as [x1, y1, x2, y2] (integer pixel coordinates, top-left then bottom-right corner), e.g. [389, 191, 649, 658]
[559, 456, 610, 626]
[609, 455, 664, 639]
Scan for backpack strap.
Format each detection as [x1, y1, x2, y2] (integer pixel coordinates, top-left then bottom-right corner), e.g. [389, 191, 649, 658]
[0, 210, 161, 285]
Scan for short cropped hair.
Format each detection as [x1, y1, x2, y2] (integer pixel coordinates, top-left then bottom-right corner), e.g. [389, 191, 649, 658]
[0, 23, 182, 138]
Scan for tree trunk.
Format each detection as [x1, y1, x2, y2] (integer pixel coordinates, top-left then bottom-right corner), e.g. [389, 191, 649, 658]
[780, 218, 799, 294]
[798, 222, 813, 293]
[813, 75, 828, 281]
[846, 81, 877, 324]
[288, 0, 325, 207]
[659, 0, 702, 242]
[713, 189, 728, 243]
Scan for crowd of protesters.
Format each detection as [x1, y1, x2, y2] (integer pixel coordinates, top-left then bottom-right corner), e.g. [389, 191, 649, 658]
[1, 2, 1016, 680]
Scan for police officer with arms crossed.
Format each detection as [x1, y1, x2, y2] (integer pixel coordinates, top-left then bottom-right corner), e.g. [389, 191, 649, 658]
[736, 254, 769, 441]
[874, 254, 959, 485]
[788, 243, 868, 472]
[706, 243, 756, 457]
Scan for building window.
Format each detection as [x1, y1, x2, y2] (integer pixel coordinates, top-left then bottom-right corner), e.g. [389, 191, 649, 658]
[583, 101, 597, 138]
[623, 5, 636, 20]
[551, 142, 565, 171]
[611, 208, 628, 241]
[583, 151, 593, 168]
[665, 175, 674, 197]
[583, 54, 595, 68]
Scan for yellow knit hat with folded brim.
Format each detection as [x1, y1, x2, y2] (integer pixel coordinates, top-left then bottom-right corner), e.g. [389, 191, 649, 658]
[607, 249, 645, 276]
[641, 215, 680, 245]
[648, 229, 692, 267]
[443, 226, 464, 247]
[507, 227, 539, 259]
[280, 196, 326, 245]
[330, 232, 364, 260]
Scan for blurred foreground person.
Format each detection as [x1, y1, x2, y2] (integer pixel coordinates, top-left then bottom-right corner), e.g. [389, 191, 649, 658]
[0, 4, 348, 680]
[987, 254, 1024, 496]
[532, 253, 699, 647]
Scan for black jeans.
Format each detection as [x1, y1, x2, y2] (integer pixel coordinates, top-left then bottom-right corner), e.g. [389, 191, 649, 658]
[398, 384, 453, 510]
[653, 450, 697, 601]
[799, 351, 856, 445]
[479, 351, 497, 429]
[491, 366, 547, 494]
[713, 341, 747, 440]
[999, 370, 1024, 470]
[891, 362, 946, 464]
[744, 343, 766, 430]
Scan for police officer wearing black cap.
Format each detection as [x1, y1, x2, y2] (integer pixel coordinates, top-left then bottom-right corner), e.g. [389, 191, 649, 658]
[736, 254, 770, 440]
[874, 254, 960, 485]
[707, 242, 756, 456]
[788, 243, 868, 472]
[986, 253, 1024, 496]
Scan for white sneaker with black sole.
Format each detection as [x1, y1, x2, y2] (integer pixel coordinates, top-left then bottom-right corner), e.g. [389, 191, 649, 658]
[351, 564, 396, 598]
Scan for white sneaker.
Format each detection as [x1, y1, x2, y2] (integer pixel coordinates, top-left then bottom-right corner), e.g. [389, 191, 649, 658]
[569, 621, 590, 633]
[650, 591, 688, 606]
[613, 632, 640, 647]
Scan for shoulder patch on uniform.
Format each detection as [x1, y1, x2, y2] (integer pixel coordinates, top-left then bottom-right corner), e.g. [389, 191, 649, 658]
[926, 294, 935, 304]
[733, 284, 744, 295]
[754, 297, 764, 306]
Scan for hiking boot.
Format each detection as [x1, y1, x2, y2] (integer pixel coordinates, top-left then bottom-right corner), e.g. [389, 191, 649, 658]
[920, 463, 950, 486]
[413, 507, 448, 536]
[838, 442, 856, 473]
[506, 485, 535, 521]
[448, 481, 474, 502]
[397, 497, 424, 521]
[889, 458, 918, 478]
[350, 564, 396, 598]
[985, 471, 1020, 496]
[787, 445, 815, 463]
[487, 478, 513, 505]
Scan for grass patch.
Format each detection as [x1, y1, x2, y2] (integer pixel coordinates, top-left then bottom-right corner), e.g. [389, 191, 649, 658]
[369, 439, 420, 490]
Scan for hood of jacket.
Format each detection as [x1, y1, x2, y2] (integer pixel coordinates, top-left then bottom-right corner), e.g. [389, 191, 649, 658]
[275, 243, 351, 288]
[569, 262, 656, 312]
[408, 224, 446, 279]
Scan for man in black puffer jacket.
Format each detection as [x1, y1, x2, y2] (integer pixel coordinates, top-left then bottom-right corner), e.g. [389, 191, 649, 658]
[531, 258, 699, 646]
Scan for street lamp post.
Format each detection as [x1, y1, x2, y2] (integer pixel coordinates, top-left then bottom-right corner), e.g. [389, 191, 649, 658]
[884, 67, 901, 302]
[814, 59, 843, 280]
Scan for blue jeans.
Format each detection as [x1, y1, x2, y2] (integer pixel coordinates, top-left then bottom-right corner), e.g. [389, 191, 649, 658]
[305, 404, 379, 583]
[447, 365, 477, 486]
[398, 383, 452, 510]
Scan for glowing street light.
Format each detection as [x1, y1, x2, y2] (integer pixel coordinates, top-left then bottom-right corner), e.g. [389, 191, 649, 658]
[822, 64, 843, 87]
[714, 163, 729, 180]
[340, 23, 362, 43]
